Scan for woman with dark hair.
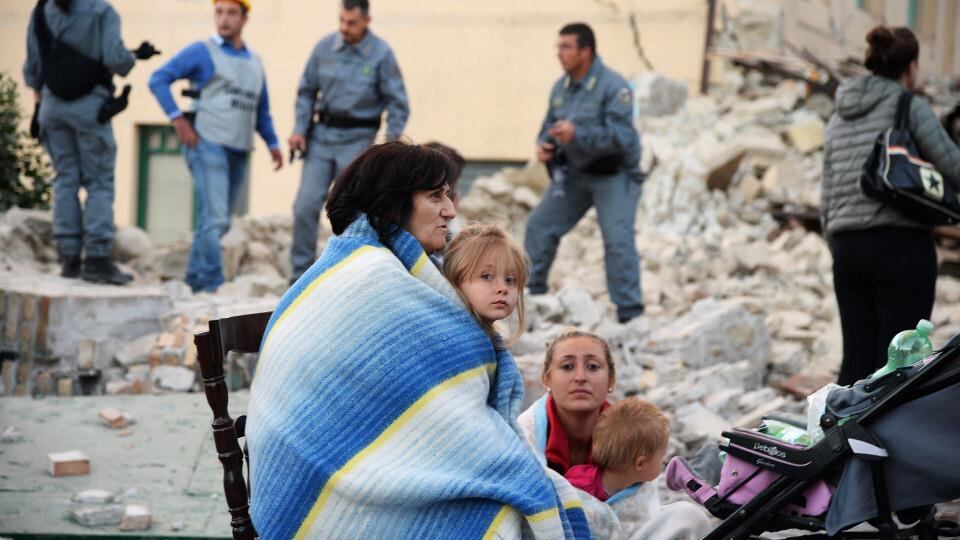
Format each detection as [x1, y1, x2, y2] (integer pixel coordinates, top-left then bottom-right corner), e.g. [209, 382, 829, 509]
[822, 26, 960, 385]
[246, 142, 590, 539]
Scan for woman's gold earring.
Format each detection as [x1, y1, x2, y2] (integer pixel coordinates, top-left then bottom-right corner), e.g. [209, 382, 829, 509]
[608, 388, 613, 392]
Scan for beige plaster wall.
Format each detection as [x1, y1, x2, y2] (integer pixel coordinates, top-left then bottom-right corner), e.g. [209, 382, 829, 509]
[0, 0, 707, 224]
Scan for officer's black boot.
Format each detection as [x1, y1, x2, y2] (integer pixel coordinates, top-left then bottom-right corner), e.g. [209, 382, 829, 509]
[81, 257, 133, 285]
[60, 254, 81, 278]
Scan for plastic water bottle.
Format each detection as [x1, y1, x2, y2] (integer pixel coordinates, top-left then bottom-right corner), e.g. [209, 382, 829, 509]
[872, 319, 933, 378]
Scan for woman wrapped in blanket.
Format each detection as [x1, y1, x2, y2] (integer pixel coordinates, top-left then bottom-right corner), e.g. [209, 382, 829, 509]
[517, 329, 711, 540]
[246, 142, 590, 540]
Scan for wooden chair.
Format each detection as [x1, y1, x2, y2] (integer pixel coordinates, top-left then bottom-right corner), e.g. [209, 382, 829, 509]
[195, 311, 273, 540]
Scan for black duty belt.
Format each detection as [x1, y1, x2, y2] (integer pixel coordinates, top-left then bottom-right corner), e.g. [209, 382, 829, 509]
[573, 154, 622, 176]
[316, 110, 381, 130]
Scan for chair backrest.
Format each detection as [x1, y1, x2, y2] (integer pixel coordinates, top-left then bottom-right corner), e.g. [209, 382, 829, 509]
[195, 311, 273, 540]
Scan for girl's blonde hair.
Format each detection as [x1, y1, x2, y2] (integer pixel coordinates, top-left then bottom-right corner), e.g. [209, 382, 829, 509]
[443, 223, 527, 344]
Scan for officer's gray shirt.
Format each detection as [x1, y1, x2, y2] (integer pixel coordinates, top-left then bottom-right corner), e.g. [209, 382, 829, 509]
[538, 56, 640, 175]
[24, 0, 135, 100]
[294, 30, 409, 144]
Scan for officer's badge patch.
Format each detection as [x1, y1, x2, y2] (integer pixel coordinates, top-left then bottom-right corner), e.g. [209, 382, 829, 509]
[552, 96, 564, 107]
[618, 87, 632, 105]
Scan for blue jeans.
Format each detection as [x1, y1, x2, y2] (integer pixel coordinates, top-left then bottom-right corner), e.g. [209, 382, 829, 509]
[39, 94, 117, 258]
[183, 139, 249, 292]
[290, 137, 372, 281]
[524, 171, 644, 320]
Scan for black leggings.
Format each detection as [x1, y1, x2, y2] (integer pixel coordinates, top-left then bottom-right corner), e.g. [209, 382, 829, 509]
[828, 227, 937, 386]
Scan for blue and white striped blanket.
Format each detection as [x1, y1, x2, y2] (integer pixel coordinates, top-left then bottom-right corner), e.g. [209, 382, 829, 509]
[246, 215, 590, 539]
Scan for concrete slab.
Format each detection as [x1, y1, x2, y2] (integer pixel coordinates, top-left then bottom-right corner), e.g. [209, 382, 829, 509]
[0, 392, 249, 537]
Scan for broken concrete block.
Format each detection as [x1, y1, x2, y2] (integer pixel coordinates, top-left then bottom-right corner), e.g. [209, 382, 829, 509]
[114, 333, 160, 367]
[733, 396, 789, 429]
[182, 343, 198, 369]
[643, 298, 772, 371]
[72, 505, 123, 527]
[57, 378, 73, 397]
[151, 365, 195, 392]
[105, 380, 131, 395]
[48, 449, 90, 477]
[76, 339, 96, 370]
[675, 402, 727, 444]
[113, 226, 153, 263]
[634, 72, 687, 117]
[73, 489, 114, 504]
[731, 243, 776, 273]
[2, 426, 24, 443]
[785, 115, 825, 154]
[99, 408, 126, 428]
[119, 505, 151, 531]
[556, 286, 605, 330]
[702, 146, 746, 191]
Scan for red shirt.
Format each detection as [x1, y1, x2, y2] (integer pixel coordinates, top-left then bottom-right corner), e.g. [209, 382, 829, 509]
[566, 463, 609, 501]
[543, 394, 611, 474]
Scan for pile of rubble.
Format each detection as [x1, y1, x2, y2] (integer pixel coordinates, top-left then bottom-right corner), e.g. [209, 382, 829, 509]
[5, 68, 960, 461]
[461, 70, 960, 456]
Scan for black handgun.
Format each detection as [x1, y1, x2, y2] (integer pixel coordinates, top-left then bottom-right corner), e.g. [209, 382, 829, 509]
[131, 41, 161, 60]
[96, 84, 131, 124]
[290, 106, 319, 164]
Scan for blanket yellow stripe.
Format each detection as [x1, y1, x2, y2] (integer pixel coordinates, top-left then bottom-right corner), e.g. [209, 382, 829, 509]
[264, 245, 382, 350]
[527, 507, 560, 524]
[294, 363, 496, 539]
[482, 506, 513, 540]
[410, 252, 429, 277]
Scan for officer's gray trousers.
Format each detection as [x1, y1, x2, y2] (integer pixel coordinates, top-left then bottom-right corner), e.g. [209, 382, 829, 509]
[524, 171, 644, 320]
[290, 137, 371, 281]
[39, 94, 117, 259]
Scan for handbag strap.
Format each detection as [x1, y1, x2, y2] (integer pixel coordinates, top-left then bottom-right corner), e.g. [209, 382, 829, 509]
[894, 91, 913, 131]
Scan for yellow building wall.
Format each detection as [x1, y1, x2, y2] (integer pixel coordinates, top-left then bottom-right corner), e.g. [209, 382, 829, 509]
[0, 0, 708, 225]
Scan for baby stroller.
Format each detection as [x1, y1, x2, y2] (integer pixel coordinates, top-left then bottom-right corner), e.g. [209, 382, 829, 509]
[666, 334, 960, 539]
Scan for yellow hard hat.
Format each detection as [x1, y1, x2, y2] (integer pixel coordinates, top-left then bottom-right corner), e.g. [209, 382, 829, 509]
[212, 0, 251, 12]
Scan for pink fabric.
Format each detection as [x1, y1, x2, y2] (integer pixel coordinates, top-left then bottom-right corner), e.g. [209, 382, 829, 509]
[665, 457, 718, 505]
[718, 454, 834, 516]
[566, 464, 609, 501]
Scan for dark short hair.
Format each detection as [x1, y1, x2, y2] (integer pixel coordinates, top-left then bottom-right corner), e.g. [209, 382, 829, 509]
[560, 23, 597, 57]
[326, 142, 456, 244]
[422, 141, 465, 193]
[342, 0, 369, 16]
[864, 26, 919, 80]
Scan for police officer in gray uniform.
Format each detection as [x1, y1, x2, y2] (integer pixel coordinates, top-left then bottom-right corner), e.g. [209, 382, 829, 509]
[24, 0, 138, 284]
[288, 0, 409, 283]
[525, 23, 644, 323]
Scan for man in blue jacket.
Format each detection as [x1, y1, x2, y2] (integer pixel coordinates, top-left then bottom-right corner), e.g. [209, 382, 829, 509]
[525, 23, 645, 323]
[149, 0, 282, 293]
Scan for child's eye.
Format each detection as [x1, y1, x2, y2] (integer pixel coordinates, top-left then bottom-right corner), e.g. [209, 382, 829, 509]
[480, 272, 494, 281]
[505, 276, 518, 286]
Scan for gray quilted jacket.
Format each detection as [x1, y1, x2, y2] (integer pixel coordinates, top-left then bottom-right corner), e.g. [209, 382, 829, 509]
[821, 75, 960, 236]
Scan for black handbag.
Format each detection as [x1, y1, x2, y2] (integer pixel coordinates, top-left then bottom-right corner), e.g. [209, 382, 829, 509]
[860, 92, 960, 225]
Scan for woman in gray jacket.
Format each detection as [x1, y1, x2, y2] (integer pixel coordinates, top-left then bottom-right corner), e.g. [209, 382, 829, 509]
[822, 26, 960, 385]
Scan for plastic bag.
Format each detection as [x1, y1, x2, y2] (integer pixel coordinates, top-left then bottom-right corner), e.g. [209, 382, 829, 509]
[806, 383, 842, 443]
